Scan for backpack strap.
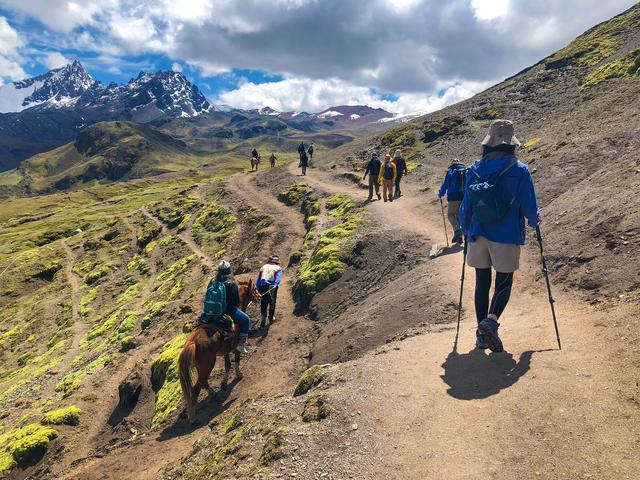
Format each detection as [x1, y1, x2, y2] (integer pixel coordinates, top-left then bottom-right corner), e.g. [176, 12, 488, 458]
[497, 158, 517, 178]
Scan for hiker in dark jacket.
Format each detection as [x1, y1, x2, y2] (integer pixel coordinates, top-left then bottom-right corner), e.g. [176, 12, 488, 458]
[363, 152, 382, 201]
[460, 119, 540, 353]
[392, 149, 408, 197]
[252, 148, 259, 159]
[438, 159, 467, 244]
[307, 144, 314, 160]
[269, 153, 277, 168]
[297, 142, 306, 159]
[216, 260, 252, 353]
[299, 151, 309, 175]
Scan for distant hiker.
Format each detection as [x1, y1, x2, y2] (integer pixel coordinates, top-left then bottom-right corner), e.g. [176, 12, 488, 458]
[297, 142, 306, 160]
[252, 148, 259, 159]
[307, 144, 314, 164]
[208, 260, 252, 353]
[363, 151, 382, 201]
[378, 154, 396, 202]
[256, 255, 283, 328]
[251, 148, 260, 171]
[460, 119, 540, 353]
[299, 150, 309, 176]
[392, 149, 408, 198]
[438, 159, 467, 244]
[269, 153, 277, 168]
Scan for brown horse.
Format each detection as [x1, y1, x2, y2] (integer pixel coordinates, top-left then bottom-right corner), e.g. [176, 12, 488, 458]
[250, 155, 260, 172]
[178, 277, 260, 423]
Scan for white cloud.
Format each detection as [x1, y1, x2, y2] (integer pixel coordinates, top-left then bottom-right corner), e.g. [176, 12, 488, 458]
[0, 16, 25, 80]
[217, 76, 492, 115]
[171, 62, 183, 72]
[42, 51, 69, 69]
[471, 0, 509, 21]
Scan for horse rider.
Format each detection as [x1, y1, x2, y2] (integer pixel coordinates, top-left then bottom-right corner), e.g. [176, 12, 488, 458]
[217, 260, 252, 353]
[256, 255, 283, 327]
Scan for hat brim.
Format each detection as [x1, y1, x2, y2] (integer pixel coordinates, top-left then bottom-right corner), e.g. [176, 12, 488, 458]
[482, 134, 521, 147]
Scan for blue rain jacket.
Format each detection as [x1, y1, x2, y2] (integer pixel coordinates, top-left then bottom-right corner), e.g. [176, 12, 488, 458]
[438, 162, 467, 201]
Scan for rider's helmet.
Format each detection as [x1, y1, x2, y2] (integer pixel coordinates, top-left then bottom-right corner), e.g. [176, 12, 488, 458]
[217, 260, 232, 281]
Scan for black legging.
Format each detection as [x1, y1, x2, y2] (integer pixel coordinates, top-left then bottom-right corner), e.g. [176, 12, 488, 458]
[260, 285, 278, 319]
[395, 172, 403, 195]
[474, 268, 514, 323]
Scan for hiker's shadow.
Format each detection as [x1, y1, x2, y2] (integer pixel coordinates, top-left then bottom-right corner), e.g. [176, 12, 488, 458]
[156, 377, 240, 441]
[438, 244, 464, 256]
[251, 323, 271, 343]
[441, 348, 537, 400]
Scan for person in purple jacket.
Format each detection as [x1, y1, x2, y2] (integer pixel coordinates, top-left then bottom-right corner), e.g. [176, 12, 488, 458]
[460, 119, 541, 353]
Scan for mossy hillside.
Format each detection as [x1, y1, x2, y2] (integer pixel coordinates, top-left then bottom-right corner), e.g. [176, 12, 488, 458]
[472, 106, 503, 120]
[326, 194, 355, 218]
[0, 244, 65, 298]
[277, 183, 309, 206]
[135, 215, 162, 248]
[293, 365, 327, 396]
[84, 308, 123, 343]
[422, 116, 464, 143]
[380, 123, 416, 149]
[141, 301, 168, 330]
[0, 423, 59, 472]
[545, 5, 640, 68]
[191, 202, 237, 256]
[150, 194, 201, 228]
[582, 49, 640, 89]
[259, 430, 285, 465]
[55, 353, 113, 398]
[127, 255, 150, 275]
[302, 394, 329, 422]
[150, 333, 187, 427]
[41, 406, 82, 426]
[152, 255, 196, 298]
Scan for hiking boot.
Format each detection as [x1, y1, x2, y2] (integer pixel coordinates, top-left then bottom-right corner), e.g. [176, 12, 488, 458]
[377, 193, 381, 200]
[475, 330, 490, 350]
[478, 315, 503, 353]
[236, 334, 249, 354]
[268, 315, 275, 324]
[384, 198, 388, 202]
[259, 314, 267, 329]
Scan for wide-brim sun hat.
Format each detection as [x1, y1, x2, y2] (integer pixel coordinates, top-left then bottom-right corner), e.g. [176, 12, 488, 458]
[394, 149, 402, 158]
[481, 119, 521, 147]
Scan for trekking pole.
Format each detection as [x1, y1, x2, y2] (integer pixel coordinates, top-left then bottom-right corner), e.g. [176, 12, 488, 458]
[535, 226, 562, 350]
[453, 237, 467, 352]
[439, 198, 449, 247]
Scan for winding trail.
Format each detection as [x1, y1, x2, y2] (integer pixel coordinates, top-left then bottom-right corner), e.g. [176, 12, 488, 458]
[285, 161, 640, 480]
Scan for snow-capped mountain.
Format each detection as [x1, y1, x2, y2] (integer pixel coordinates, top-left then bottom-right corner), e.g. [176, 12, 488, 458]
[254, 104, 394, 128]
[0, 61, 211, 121]
[0, 61, 96, 113]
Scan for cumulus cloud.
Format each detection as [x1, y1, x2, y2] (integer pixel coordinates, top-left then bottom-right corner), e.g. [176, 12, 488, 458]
[42, 51, 70, 69]
[0, 16, 26, 80]
[218, 76, 492, 115]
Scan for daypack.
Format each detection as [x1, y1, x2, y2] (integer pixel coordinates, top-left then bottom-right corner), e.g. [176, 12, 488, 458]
[203, 280, 227, 316]
[468, 159, 516, 224]
[383, 162, 394, 180]
[450, 165, 466, 194]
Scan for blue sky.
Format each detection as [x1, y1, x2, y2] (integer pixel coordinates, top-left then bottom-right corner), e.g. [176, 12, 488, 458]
[0, 0, 636, 114]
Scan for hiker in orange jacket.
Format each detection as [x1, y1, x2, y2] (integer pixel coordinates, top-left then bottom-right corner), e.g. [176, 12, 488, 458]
[378, 154, 397, 202]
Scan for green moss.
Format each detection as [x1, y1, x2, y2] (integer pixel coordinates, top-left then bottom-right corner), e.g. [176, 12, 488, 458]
[318, 214, 360, 246]
[127, 255, 150, 275]
[582, 49, 640, 89]
[192, 201, 236, 252]
[326, 194, 355, 218]
[115, 311, 137, 340]
[158, 234, 177, 247]
[55, 353, 112, 398]
[152, 255, 195, 294]
[222, 413, 243, 434]
[144, 239, 158, 254]
[380, 123, 416, 148]
[85, 308, 122, 342]
[176, 213, 192, 233]
[150, 333, 187, 427]
[523, 137, 542, 149]
[78, 288, 97, 318]
[277, 183, 308, 205]
[406, 161, 418, 172]
[304, 215, 318, 230]
[150, 195, 200, 228]
[546, 7, 640, 68]
[136, 219, 162, 248]
[293, 365, 326, 396]
[302, 394, 329, 422]
[0, 423, 58, 472]
[141, 301, 168, 330]
[120, 336, 137, 352]
[422, 116, 464, 143]
[83, 264, 111, 285]
[41, 406, 82, 425]
[116, 283, 141, 304]
[473, 106, 503, 120]
[260, 431, 285, 465]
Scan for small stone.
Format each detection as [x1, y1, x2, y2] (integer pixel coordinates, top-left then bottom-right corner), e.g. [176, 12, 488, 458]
[351, 423, 358, 431]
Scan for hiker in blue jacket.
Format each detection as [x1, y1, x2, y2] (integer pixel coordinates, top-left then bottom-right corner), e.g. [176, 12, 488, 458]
[460, 119, 540, 353]
[438, 159, 467, 244]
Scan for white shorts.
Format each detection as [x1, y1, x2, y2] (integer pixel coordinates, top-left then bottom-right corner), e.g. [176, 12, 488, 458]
[467, 236, 521, 273]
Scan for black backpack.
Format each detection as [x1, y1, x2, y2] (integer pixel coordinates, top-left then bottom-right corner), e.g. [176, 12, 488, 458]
[451, 165, 466, 194]
[383, 162, 394, 180]
[468, 159, 516, 224]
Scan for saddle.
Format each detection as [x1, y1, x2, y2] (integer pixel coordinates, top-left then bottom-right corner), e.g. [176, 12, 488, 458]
[198, 313, 236, 338]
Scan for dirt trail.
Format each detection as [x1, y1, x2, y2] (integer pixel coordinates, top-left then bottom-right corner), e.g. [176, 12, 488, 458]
[288, 162, 640, 479]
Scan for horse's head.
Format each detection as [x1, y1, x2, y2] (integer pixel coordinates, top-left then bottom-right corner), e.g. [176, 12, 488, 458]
[238, 277, 260, 310]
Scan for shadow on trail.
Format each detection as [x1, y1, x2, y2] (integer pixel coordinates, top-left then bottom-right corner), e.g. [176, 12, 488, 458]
[438, 245, 464, 257]
[440, 348, 544, 400]
[156, 377, 240, 441]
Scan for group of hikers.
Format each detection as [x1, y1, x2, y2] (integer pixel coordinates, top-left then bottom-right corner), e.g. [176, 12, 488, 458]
[250, 141, 314, 174]
[363, 148, 409, 202]
[210, 119, 540, 356]
[199, 256, 283, 354]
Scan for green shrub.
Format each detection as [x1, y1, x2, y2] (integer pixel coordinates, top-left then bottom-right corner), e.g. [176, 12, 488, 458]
[293, 365, 326, 396]
[582, 49, 640, 89]
[302, 394, 329, 422]
[277, 183, 308, 205]
[41, 406, 82, 425]
[0, 424, 58, 472]
[150, 333, 187, 427]
[326, 194, 355, 218]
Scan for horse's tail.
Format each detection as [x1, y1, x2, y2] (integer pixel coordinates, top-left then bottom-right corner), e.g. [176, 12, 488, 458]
[179, 340, 196, 421]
